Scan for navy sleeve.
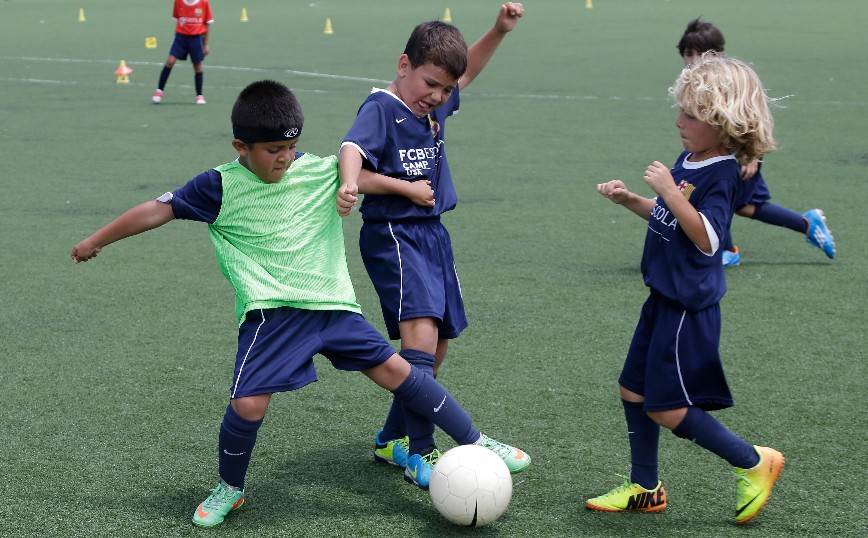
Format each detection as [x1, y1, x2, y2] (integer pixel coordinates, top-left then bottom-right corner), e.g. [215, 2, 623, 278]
[344, 100, 389, 169]
[169, 169, 223, 223]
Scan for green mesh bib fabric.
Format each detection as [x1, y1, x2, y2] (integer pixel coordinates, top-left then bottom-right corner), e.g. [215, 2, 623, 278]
[210, 153, 361, 324]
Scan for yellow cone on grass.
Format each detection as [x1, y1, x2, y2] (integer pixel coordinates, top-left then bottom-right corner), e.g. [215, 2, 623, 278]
[443, 8, 452, 22]
[324, 18, 333, 35]
[145, 37, 158, 49]
[241, 8, 249, 22]
[78, 8, 86, 22]
[585, 0, 593, 9]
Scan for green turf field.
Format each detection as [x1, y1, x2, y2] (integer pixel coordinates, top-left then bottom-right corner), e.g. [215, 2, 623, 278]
[1, 0, 866, 536]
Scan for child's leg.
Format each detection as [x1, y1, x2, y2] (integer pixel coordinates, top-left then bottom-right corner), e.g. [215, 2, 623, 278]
[396, 349, 437, 454]
[661, 406, 759, 468]
[621, 398, 660, 489]
[193, 64, 204, 97]
[219, 395, 270, 488]
[749, 202, 807, 234]
[157, 56, 176, 91]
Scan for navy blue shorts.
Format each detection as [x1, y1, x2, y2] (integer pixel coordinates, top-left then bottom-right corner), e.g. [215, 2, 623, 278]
[734, 172, 771, 210]
[169, 33, 206, 64]
[619, 293, 733, 411]
[230, 307, 395, 398]
[360, 219, 468, 340]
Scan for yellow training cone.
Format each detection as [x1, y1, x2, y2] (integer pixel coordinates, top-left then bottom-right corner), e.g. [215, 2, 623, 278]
[145, 37, 158, 49]
[78, 8, 86, 22]
[115, 60, 133, 84]
[585, 0, 593, 8]
[443, 8, 452, 22]
[324, 18, 333, 35]
[240, 8, 249, 22]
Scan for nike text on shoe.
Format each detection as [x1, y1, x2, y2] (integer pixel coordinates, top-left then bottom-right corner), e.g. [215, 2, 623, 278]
[152, 89, 163, 104]
[722, 246, 741, 267]
[803, 209, 836, 259]
[478, 434, 531, 474]
[192, 481, 245, 527]
[734, 445, 784, 524]
[585, 477, 667, 513]
[374, 431, 409, 468]
[195, 95, 207, 105]
[403, 448, 441, 490]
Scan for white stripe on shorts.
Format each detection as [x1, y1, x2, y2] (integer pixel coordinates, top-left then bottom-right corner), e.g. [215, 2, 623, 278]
[674, 309, 694, 406]
[231, 309, 266, 399]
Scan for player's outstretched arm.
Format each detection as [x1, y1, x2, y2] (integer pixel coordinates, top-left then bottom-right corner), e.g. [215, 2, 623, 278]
[71, 200, 175, 263]
[460, 2, 525, 90]
[597, 180, 654, 221]
[643, 161, 710, 251]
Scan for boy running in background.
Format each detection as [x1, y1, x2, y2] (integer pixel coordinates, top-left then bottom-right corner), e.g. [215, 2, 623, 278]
[152, 0, 213, 105]
[677, 17, 835, 266]
[337, 3, 530, 489]
[72, 79, 527, 527]
[588, 54, 784, 524]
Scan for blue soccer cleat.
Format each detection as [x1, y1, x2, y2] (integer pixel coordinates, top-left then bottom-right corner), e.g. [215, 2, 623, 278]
[803, 209, 835, 259]
[403, 448, 441, 490]
[374, 430, 409, 468]
[722, 246, 741, 267]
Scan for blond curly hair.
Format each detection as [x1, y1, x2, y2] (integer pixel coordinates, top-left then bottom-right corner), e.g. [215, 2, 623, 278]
[670, 52, 777, 165]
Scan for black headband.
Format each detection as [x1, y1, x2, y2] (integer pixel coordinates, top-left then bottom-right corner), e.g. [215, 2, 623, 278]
[233, 125, 302, 144]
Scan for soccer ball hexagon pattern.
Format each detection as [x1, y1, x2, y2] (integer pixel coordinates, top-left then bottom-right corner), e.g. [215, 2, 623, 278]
[429, 444, 513, 526]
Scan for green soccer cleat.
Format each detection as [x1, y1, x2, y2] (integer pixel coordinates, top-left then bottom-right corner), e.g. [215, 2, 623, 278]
[192, 481, 245, 527]
[585, 477, 667, 513]
[734, 445, 784, 524]
[478, 434, 531, 474]
[374, 431, 410, 468]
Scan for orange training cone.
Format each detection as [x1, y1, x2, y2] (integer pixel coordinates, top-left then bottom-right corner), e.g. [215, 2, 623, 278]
[443, 8, 452, 22]
[78, 8, 86, 22]
[323, 18, 333, 35]
[115, 60, 133, 84]
[240, 8, 249, 22]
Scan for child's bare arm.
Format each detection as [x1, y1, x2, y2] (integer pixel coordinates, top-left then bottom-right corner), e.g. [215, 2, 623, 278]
[71, 200, 175, 263]
[597, 180, 654, 220]
[340, 146, 435, 207]
[461, 2, 525, 89]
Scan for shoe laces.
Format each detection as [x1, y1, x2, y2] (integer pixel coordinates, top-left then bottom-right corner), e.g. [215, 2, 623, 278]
[203, 483, 240, 510]
[733, 470, 756, 503]
[480, 435, 514, 458]
[420, 448, 441, 465]
[608, 474, 634, 494]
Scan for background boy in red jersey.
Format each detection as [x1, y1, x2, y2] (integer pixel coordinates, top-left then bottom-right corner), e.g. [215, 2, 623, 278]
[152, 0, 214, 105]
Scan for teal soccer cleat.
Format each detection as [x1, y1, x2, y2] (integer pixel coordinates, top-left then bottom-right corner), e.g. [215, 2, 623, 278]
[722, 246, 741, 267]
[192, 481, 245, 527]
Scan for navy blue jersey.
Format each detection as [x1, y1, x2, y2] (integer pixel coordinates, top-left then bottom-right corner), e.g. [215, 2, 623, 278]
[641, 151, 740, 311]
[341, 88, 460, 221]
[734, 160, 772, 209]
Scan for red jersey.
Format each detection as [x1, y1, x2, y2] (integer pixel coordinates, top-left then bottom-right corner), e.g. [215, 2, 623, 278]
[173, 0, 213, 36]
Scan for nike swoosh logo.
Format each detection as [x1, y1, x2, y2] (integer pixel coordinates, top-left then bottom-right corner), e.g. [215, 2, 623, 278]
[512, 448, 527, 460]
[735, 493, 762, 516]
[433, 395, 447, 412]
[196, 505, 210, 518]
[223, 449, 247, 456]
[396, 118, 407, 124]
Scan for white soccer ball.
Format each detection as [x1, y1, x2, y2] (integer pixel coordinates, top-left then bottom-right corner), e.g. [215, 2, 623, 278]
[429, 444, 513, 527]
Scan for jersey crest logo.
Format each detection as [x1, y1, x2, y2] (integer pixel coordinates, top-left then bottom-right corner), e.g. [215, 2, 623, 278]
[427, 115, 440, 140]
[677, 180, 695, 200]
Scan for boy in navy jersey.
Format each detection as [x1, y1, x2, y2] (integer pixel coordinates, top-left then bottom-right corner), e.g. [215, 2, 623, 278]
[677, 17, 836, 267]
[336, 3, 530, 489]
[588, 54, 784, 524]
[72, 80, 528, 527]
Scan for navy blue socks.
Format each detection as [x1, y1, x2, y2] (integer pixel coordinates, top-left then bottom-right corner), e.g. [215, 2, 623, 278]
[752, 202, 807, 234]
[397, 349, 436, 455]
[392, 364, 478, 450]
[194, 71, 204, 96]
[157, 66, 171, 91]
[218, 404, 263, 489]
[672, 406, 760, 469]
[622, 399, 660, 489]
